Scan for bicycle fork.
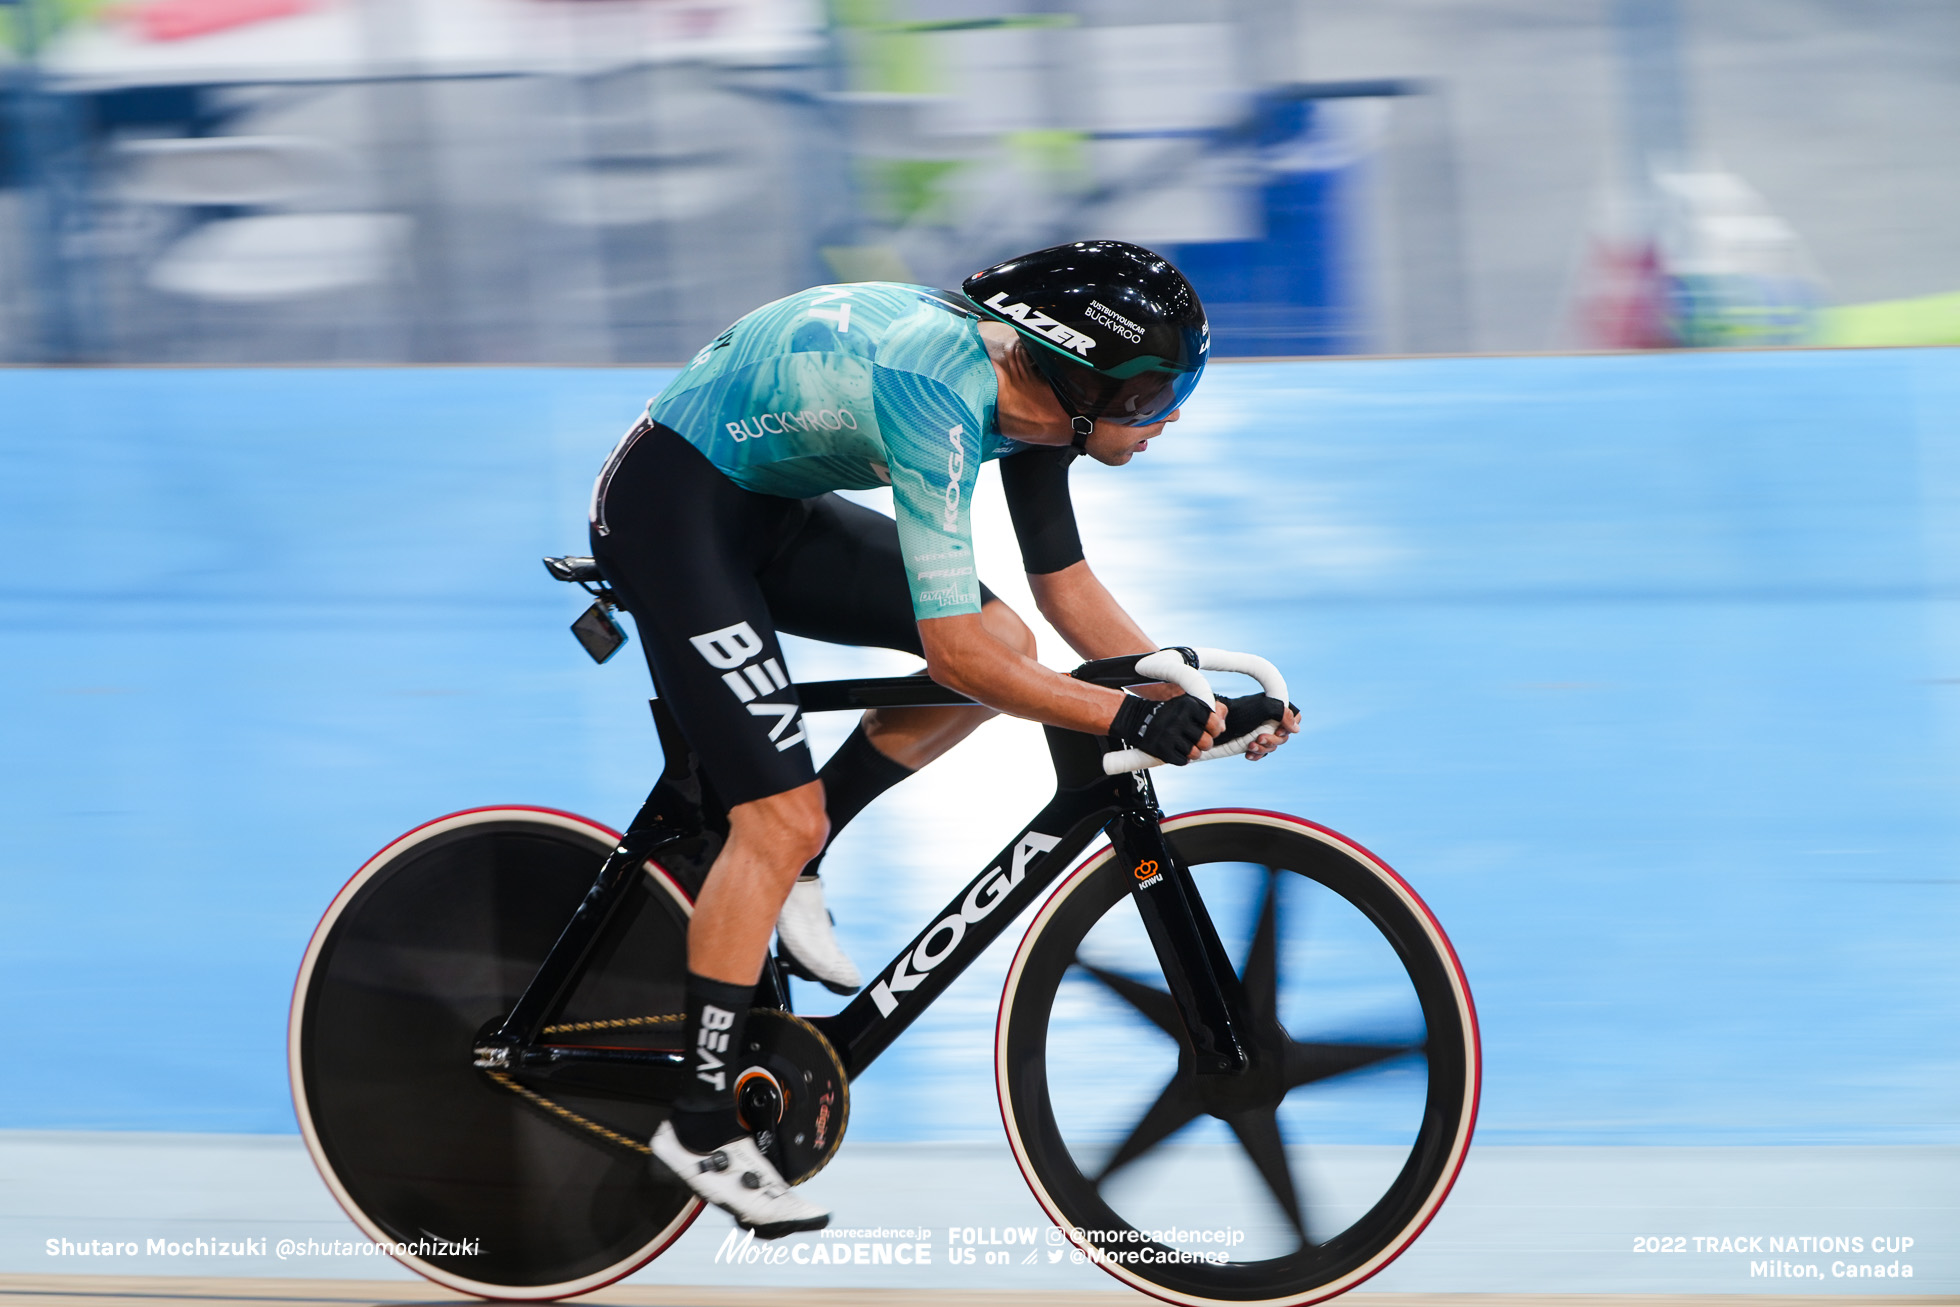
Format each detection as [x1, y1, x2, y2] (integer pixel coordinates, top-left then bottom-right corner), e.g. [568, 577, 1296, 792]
[1108, 774, 1250, 1076]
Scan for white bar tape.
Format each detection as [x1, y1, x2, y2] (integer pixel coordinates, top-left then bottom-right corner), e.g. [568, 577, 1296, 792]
[1101, 648, 1290, 774]
[1191, 647, 1288, 704]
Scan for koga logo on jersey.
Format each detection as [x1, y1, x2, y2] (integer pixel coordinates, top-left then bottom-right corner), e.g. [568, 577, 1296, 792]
[690, 621, 806, 752]
[694, 1003, 736, 1092]
[726, 407, 858, 442]
[869, 831, 1061, 1017]
[981, 293, 1096, 356]
[942, 424, 964, 529]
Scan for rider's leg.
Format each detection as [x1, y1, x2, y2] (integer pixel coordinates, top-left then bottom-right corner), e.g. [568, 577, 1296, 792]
[671, 780, 825, 1148]
[776, 728, 909, 993]
[809, 599, 1035, 859]
[589, 425, 831, 1229]
[782, 600, 1036, 983]
[656, 779, 831, 1237]
[689, 780, 829, 985]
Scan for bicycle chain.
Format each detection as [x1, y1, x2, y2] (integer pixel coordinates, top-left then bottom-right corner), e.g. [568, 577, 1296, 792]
[483, 1013, 684, 1158]
[542, 1013, 683, 1035]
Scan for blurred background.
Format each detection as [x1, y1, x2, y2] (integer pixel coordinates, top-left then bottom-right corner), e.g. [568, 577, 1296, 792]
[3, 0, 1957, 365]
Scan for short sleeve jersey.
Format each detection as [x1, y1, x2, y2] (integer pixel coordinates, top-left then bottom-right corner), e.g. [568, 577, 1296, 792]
[641, 282, 1022, 620]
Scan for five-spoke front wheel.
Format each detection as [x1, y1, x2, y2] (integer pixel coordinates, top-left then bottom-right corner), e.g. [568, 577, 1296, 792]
[996, 810, 1479, 1306]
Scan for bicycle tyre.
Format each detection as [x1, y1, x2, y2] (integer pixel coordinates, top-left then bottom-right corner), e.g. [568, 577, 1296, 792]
[289, 807, 702, 1299]
[996, 809, 1479, 1306]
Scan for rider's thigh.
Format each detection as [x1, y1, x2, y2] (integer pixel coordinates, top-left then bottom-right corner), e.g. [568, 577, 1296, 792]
[591, 426, 818, 809]
[759, 493, 999, 654]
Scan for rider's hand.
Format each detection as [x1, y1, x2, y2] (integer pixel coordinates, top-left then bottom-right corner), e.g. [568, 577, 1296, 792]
[1216, 693, 1301, 761]
[1110, 692, 1219, 766]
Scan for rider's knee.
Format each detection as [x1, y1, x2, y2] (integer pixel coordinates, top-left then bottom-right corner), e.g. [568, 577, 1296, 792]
[734, 785, 829, 866]
[983, 600, 1037, 660]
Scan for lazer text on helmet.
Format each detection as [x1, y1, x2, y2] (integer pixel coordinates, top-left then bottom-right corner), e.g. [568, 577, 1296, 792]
[982, 293, 1096, 356]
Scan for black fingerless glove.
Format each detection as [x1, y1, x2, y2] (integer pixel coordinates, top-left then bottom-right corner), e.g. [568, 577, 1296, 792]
[1110, 693, 1213, 766]
[1217, 693, 1292, 743]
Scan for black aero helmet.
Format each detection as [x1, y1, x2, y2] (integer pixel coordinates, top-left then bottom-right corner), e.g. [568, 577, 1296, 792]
[962, 240, 1208, 430]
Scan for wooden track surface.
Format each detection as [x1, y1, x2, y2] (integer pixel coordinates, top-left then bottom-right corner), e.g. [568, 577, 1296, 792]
[0, 1281, 1955, 1307]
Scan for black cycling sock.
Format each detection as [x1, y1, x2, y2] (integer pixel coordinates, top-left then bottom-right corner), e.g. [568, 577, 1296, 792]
[670, 972, 753, 1152]
[800, 722, 916, 880]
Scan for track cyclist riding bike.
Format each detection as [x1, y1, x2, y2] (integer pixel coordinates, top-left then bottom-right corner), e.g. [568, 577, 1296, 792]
[588, 240, 1301, 1237]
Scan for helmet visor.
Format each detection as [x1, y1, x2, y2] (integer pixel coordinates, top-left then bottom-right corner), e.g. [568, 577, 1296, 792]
[1032, 349, 1205, 427]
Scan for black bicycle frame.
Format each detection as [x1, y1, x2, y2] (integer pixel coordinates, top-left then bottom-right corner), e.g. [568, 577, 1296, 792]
[479, 656, 1250, 1083]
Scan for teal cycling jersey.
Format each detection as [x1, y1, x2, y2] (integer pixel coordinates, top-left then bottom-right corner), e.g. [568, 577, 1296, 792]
[636, 282, 1022, 620]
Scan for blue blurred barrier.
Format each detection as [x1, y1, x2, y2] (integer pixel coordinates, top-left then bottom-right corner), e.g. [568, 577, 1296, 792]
[1173, 91, 1374, 357]
[1, 349, 1956, 1145]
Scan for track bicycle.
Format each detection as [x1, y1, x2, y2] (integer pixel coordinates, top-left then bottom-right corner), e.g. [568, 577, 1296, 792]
[289, 557, 1480, 1305]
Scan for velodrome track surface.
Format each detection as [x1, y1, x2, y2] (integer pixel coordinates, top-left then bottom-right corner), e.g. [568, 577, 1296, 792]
[2, 351, 1957, 1298]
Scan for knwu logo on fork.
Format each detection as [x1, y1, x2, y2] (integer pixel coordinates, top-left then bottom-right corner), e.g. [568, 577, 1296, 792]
[290, 633, 1480, 1305]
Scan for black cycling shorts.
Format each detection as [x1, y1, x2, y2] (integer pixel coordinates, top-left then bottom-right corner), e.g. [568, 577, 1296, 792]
[590, 420, 998, 808]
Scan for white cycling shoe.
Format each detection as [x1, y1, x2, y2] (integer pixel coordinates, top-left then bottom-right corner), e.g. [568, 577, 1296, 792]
[650, 1122, 829, 1239]
[776, 876, 862, 995]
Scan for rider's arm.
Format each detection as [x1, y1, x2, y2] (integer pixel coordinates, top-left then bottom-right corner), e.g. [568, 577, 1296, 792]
[996, 443, 1293, 754]
[1027, 559, 1161, 658]
[999, 447, 1157, 663]
[919, 614, 1230, 765]
[917, 612, 1132, 735]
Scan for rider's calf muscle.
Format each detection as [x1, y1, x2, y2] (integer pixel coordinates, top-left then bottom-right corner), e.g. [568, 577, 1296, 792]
[689, 781, 828, 986]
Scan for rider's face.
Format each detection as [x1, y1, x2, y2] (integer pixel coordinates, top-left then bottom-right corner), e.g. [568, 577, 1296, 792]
[1085, 408, 1182, 466]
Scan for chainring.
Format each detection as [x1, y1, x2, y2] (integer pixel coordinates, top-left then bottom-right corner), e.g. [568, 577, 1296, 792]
[734, 1008, 848, 1185]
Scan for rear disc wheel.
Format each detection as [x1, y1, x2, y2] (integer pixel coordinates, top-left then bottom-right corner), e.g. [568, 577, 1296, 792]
[290, 807, 701, 1299]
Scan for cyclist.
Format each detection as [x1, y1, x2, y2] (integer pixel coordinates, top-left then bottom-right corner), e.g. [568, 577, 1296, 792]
[587, 240, 1300, 1238]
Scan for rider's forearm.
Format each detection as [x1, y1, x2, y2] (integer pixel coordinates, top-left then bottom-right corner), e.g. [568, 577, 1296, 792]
[1026, 561, 1156, 660]
[918, 611, 1128, 735]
